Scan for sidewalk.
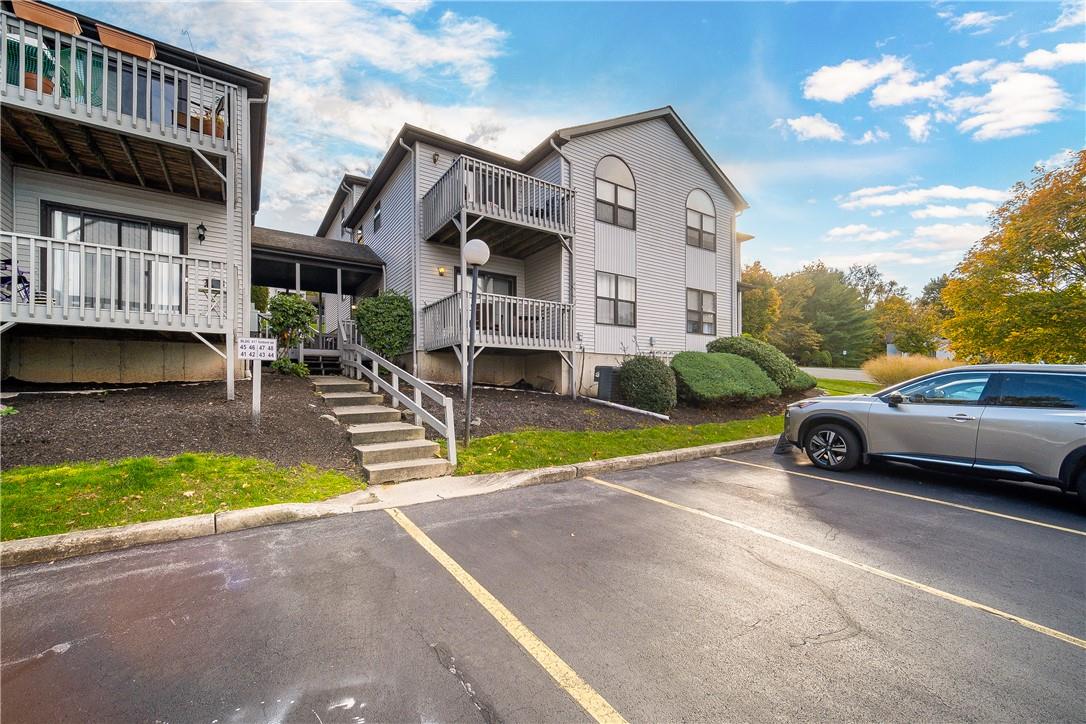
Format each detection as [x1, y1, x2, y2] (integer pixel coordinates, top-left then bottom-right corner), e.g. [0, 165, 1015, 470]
[800, 366, 872, 382]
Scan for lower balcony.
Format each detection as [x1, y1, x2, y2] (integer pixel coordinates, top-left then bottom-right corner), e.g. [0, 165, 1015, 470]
[1, 231, 235, 333]
[422, 291, 573, 352]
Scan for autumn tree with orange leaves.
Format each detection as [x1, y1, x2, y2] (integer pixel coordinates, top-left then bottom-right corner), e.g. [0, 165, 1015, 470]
[942, 151, 1086, 363]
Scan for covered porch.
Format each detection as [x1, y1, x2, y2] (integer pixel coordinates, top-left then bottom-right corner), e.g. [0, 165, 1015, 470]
[250, 227, 383, 371]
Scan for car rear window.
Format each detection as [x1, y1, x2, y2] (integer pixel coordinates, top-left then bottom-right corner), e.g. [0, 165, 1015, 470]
[996, 373, 1086, 409]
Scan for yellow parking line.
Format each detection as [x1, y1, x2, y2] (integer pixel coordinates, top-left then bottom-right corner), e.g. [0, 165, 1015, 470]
[584, 476, 1086, 651]
[713, 457, 1086, 537]
[385, 507, 628, 724]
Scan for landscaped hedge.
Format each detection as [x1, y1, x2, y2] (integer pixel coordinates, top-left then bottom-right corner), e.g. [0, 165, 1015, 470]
[617, 356, 677, 414]
[670, 352, 781, 404]
[707, 335, 816, 392]
[354, 291, 413, 361]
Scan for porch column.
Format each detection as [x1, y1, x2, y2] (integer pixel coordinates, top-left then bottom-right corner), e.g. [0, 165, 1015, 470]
[336, 267, 343, 329]
[458, 207, 469, 397]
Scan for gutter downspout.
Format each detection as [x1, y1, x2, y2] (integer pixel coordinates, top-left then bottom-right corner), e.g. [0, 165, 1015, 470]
[398, 137, 418, 375]
[550, 137, 576, 398]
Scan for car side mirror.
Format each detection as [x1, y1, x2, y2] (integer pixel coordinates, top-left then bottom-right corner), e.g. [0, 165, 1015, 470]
[887, 392, 904, 408]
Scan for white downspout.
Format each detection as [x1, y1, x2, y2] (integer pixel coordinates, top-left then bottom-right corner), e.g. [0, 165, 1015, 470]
[398, 137, 418, 374]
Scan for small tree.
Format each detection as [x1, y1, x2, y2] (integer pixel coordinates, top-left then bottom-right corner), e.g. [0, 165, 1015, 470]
[268, 293, 316, 358]
[250, 285, 269, 313]
[354, 291, 413, 360]
[740, 262, 781, 341]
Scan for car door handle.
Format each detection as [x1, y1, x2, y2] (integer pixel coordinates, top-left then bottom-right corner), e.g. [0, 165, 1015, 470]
[948, 413, 976, 422]
[1076, 421, 1086, 426]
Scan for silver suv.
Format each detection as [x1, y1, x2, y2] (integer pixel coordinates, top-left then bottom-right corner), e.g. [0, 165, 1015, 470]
[782, 364, 1086, 500]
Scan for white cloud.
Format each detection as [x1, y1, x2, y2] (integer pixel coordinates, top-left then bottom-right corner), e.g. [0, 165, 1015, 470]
[948, 59, 996, 84]
[1023, 42, 1086, 69]
[954, 71, 1069, 140]
[825, 224, 900, 242]
[815, 250, 954, 268]
[839, 184, 1008, 210]
[1037, 148, 1079, 169]
[1046, 0, 1086, 32]
[900, 223, 990, 250]
[942, 10, 1011, 35]
[771, 114, 846, 141]
[871, 70, 950, 107]
[910, 203, 997, 219]
[802, 56, 906, 102]
[870, 210, 885, 217]
[854, 127, 890, 145]
[904, 113, 932, 143]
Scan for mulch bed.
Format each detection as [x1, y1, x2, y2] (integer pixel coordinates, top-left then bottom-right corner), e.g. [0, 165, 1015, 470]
[1, 376, 360, 473]
[428, 384, 808, 439]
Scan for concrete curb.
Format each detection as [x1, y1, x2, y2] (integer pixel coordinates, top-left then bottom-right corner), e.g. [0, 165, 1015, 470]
[1, 434, 779, 568]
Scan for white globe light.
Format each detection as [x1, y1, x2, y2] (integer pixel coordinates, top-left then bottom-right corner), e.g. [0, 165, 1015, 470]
[464, 238, 490, 267]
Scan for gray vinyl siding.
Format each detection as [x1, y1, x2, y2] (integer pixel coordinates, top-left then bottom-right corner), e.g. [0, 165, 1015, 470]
[1, 152, 13, 232]
[562, 117, 736, 355]
[523, 243, 564, 302]
[12, 167, 230, 261]
[528, 152, 565, 186]
[360, 155, 414, 299]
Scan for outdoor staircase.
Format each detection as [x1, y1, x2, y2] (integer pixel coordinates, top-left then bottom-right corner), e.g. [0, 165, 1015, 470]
[311, 375, 453, 484]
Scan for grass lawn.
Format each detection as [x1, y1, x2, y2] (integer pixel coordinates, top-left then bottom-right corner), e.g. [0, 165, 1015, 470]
[448, 414, 783, 476]
[1, 454, 363, 541]
[816, 378, 883, 396]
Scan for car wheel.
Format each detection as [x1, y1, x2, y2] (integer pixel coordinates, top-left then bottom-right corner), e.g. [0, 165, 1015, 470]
[804, 423, 862, 471]
[1075, 467, 1086, 513]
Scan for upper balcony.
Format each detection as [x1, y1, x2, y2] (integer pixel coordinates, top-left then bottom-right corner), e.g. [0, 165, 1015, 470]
[421, 155, 575, 258]
[1, 9, 237, 157]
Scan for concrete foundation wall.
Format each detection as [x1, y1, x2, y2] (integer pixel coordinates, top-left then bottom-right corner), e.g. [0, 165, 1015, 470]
[418, 350, 569, 394]
[572, 352, 639, 398]
[2, 336, 240, 384]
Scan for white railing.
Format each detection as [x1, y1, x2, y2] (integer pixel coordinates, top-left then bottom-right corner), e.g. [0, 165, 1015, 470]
[1, 231, 231, 331]
[339, 320, 457, 467]
[421, 291, 573, 351]
[1, 10, 236, 150]
[421, 155, 575, 241]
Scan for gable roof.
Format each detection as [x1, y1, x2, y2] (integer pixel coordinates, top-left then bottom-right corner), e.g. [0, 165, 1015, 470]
[344, 106, 748, 228]
[315, 173, 371, 238]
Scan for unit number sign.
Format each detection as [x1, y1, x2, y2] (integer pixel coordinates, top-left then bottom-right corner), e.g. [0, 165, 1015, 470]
[238, 337, 277, 360]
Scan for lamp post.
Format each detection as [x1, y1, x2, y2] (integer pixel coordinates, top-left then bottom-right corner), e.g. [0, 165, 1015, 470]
[463, 238, 490, 448]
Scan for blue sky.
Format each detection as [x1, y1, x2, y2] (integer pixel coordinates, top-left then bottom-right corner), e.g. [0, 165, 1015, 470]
[71, 0, 1084, 295]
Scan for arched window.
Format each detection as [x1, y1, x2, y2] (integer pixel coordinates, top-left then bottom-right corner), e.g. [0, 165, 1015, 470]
[595, 156, 636, 229]
[686, 189, 715, 251]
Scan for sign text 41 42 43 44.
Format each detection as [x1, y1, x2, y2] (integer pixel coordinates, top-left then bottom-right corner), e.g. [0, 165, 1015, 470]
[237, 337, 277, 425]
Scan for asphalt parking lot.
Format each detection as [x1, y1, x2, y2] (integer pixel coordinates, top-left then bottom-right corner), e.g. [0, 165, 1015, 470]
[2, 447, 1084, 723]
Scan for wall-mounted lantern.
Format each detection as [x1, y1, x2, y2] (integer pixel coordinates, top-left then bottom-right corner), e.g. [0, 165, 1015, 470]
[196, 223, 207, 243]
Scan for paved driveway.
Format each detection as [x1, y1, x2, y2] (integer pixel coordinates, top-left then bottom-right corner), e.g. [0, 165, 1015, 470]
[3, 448, 1083, 722]
[800, 366, 873, 382]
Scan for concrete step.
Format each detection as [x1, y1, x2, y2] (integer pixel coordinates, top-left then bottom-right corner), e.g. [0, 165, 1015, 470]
[311, 376, 369, 393]
[320, 391, 384, 406]
[354, 438, 441, 465]
[333, 405, 402, 424]
[364, 457, 453, 484]
[347, 422, 426, 444]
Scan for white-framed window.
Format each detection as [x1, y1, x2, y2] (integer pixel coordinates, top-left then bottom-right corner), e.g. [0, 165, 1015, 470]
[595, 156, 636, 230]
[373, 200, 382, 233]
[686, 189, 716, 251]
[686, 288, 716, 335]
[596, 271, 636, 326]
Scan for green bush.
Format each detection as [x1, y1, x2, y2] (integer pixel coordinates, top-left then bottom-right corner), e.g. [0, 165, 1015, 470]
[670, 352, 781, 404]
[354, 291, 413, 361]
[270, 358, 309, 377]
[707, 335, 816, 392]
[250, 285, 269, 313]
[617, 356, 677, 414]
[268, 293, 316, 354]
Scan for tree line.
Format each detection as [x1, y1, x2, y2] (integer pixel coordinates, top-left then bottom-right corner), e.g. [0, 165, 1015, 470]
[742, 150, 1085, 366]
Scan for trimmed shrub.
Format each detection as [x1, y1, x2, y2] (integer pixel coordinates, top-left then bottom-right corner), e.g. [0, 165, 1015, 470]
[270, 358, 309, 378]
[671, 352, 781, 404]
[268, 293, 316, 355]
[707, 335, 816, 392]
[862, 354, 958, 386]
[354, 291, 413, 361]
[617, 356, 677, 414]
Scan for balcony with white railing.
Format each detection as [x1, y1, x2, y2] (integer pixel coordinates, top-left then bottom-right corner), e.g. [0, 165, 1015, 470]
[421, 155, 575, 258]
[2, 10, 237, 154]
[421, 291, 573, 352]
[1, 231, 235, 333]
